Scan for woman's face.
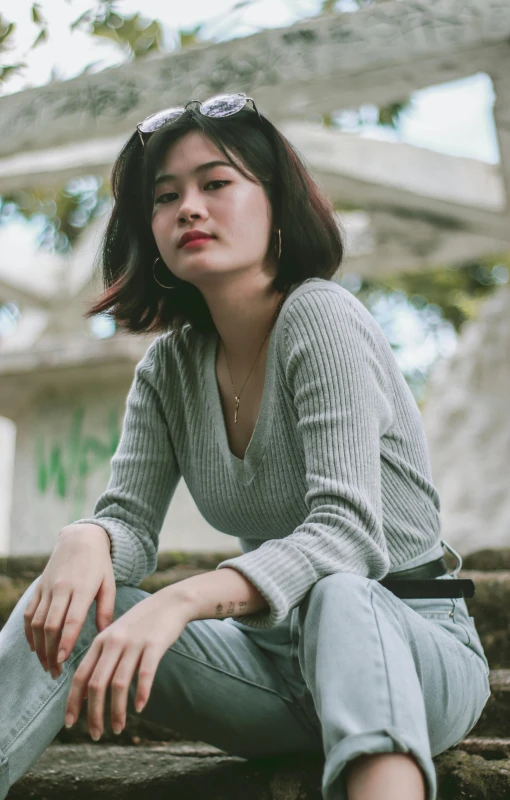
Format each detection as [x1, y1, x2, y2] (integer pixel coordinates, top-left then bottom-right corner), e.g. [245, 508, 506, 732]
[150, 130, 276, 289]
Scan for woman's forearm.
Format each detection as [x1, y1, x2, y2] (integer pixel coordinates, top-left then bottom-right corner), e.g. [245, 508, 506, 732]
[163, 566, 269, 623]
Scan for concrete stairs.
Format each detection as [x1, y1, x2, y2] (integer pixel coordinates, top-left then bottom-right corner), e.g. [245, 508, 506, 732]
[1, 547, 510, 798]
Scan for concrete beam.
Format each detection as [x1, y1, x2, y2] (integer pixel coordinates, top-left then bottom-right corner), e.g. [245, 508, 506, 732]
[0, 278, 54, 309]
[280, 122, 507, 222]
[0, 122, 506, 241]
[0, 0, 508, 157]
[491, 54, 510, 226]
[0, 137, 122, 193]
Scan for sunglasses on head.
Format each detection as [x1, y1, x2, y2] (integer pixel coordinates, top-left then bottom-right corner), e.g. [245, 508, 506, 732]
[136, 92, 262, 146]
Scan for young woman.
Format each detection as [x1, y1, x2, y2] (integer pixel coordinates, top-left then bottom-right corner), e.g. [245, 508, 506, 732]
[0, 93, 490, 800]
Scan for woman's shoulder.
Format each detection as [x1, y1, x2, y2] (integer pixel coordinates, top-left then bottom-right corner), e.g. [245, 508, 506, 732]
[278, 277, 396, 378]
[281, 277, 377, 332]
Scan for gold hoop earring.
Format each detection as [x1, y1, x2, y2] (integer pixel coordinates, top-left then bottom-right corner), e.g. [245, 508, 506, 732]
[275, 229, 281, 261]
[153, 257, 176, 290]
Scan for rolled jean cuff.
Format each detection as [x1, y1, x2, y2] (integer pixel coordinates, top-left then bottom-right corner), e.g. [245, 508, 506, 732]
[0, 745, 10, 800]
[321, 727, 437, 800]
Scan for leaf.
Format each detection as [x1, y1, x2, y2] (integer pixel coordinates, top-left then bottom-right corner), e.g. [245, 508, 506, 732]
[31, 27, 48, 48]
[377, 99, 410, 129]
[70, 10, 94, 32]
[0, 63, 26, 82]
[31, 3, 45, 25]
[106, 12, 124, 30]
[179, 24, 204, 48]
[0, 19, 15, 48]
[90, 12, 164, 59]
[91, 20, 121, 46]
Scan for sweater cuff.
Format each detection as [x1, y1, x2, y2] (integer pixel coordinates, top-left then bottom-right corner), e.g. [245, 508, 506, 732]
[70, 518, 148, 586]
[215, 541, 317, 629]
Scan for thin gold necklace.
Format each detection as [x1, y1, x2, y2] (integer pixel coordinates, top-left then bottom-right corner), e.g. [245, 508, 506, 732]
[222, 287, 290, 424]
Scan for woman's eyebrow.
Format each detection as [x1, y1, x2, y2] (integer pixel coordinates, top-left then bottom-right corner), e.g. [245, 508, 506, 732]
[154, 160, 233, 187]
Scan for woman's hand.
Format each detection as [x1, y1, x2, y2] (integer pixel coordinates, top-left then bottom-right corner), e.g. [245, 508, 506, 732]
[24, 524, 115, 680]
[64, 586, 193, 740]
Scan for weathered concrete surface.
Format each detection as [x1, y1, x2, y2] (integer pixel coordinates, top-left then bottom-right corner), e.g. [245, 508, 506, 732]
[6, 742, 510, 800]
[7, 744, 326, 800]
[474, 670, 510, 739]
[0, 329, 243, 559]
[434, 748, 510, 800]
[455, 736, 510, 760]
[422, 285, 510, 556]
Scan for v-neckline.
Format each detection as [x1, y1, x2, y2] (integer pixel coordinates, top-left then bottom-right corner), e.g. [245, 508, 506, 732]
[203, 280, 303, 484]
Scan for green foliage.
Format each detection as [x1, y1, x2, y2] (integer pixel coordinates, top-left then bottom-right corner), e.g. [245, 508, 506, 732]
[0, 14, 16, 47]
[358, 257, 510, 333]
[0, 1, 165, 89]
[71, 3, 164, 60]
[377, 100, 409, 129]
[341, 258, 509, 403]
[178, 24, 205, 49]
[0, 178, 111, 254]
[0, 13, 26, 81]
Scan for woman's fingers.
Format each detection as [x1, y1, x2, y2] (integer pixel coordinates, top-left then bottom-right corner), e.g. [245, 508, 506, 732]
[23, 584, 42, 651]
[65, 639, 103, 732]
[28, 593, 52, 671]
[52, 588, 92, 668]
[65, 640, 156, 740]
[110, 646, 145, 733]
[132, 645, 159, 716]
[66, 638, 122, 739]
[43, 585, 72, 675]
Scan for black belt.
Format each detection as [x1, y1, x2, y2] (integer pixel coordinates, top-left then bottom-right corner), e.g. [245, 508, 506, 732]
[379, 556, 475, 599]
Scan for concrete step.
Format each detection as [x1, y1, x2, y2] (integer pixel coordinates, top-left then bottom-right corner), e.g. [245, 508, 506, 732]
[6, 740, 510, 799]
[1, 562, 509, 665]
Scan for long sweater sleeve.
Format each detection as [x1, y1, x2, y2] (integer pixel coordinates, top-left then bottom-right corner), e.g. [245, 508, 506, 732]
[71, 336, 181, 586]
[215, 288, 394, 628]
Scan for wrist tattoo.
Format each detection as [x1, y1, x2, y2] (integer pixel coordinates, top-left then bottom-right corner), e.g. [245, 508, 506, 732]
[215, 600, 249, 618]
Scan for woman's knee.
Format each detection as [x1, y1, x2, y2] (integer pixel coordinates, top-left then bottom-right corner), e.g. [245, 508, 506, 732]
[309, 572, 371, 603]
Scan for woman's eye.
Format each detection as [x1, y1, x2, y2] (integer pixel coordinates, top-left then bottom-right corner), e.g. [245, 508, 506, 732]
[207, 180, 230, 191]
[155, 180, 230, 204]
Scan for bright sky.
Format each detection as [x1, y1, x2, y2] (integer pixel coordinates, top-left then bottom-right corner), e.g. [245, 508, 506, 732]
[1, 0, 500, 163]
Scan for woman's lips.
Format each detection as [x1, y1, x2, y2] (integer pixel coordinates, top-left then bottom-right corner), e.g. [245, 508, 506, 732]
[181, 237, 214, 249]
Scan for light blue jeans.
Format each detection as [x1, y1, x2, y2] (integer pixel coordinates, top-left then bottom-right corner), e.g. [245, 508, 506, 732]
[0, 541, 490, 800]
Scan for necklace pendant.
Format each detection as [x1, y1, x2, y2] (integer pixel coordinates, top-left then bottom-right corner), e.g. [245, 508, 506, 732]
[234, 396, 240, 424]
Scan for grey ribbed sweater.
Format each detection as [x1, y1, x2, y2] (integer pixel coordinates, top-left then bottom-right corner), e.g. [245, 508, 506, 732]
[72, 277, 445, 629]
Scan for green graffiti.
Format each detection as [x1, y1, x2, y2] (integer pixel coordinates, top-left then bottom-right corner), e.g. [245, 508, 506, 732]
[35, 404, 121, 520]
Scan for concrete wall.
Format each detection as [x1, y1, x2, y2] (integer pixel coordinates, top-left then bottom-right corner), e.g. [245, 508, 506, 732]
[2, 378, 240, 558]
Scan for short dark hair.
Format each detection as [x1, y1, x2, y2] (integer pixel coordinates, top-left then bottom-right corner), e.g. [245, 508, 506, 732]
[84, 104, 345, 339]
